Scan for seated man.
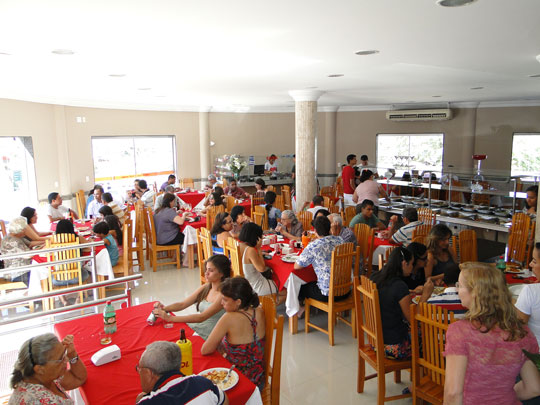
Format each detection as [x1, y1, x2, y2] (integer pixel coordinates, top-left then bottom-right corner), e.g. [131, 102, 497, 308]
[160, 174, 177, 192]
[154, 186, 182, 211]
[348, 199, 385, 230]
[390, 207, 423, 247]
[87, 185, 105, 219]
[294, 216, 346, 312]
[47, 192, 78, 222]
[427, 264, 466, 319]
[138, 180, 155, 209]
[205, 174, 221, 190]
[136, 341, 227, 405]
[275, 210, 304, 241]
[328, 213, 357, 246]
[223, 179, 249, 199]
[102, 192, 125, 224]
[306, 195, 325, 217]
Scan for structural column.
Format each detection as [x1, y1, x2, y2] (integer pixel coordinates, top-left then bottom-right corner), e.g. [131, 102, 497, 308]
[199, 107, 211, 187]
[53, 105, 73, 203]
[289, 90, 324, 208]
[318, 106, 338, 188]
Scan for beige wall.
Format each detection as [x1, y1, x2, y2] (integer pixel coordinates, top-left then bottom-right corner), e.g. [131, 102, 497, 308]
[0, 98, 539, 204]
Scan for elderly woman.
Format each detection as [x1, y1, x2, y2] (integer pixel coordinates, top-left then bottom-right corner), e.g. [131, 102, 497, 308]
[328, 213, 357, 245]
[275, 210, 304, 240]
[0, 217, 45, 285]
[9, 333, 87, 404]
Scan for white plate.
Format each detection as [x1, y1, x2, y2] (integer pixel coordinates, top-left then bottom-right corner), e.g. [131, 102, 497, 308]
[199, 367, 239, 391]
[78, 231, 92, 236]
[281, 254, 298, 263]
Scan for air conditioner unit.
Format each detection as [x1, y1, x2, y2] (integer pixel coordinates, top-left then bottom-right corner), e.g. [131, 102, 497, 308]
[386, 109, 453, 122]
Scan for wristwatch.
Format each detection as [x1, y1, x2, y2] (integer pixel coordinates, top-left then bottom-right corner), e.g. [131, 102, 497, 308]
[69, 355, 79, 364]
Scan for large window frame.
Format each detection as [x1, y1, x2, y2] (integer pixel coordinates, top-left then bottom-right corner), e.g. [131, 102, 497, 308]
[511, 133, 540, 177]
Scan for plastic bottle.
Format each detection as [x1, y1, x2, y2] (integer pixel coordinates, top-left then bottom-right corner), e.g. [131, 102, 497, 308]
[103, 301, 117, 334]
[496, 255, 506, 271]
[176, 329, 193, 375]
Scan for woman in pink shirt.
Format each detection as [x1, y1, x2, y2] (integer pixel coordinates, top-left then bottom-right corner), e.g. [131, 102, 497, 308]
[444, 264, 540, 404]
[352, 170, 389, 207]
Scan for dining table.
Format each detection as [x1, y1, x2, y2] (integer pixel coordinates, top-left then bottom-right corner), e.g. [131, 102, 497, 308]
[262, 238, 316, 334]
[54, 302, 262, 405]
[371, 235, 399, 266]
[176, 190, 207, 209]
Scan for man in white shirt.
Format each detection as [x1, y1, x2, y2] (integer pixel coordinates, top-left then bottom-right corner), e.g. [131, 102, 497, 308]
[47, 192, 78, 222]
[87, 185, 105, 219]
[264, 154, 278, 175]
[391, 207, 423, 247]
[138, 179, 155, 208]
[307, 195, 326, 217]
[102, 192, 125, 224]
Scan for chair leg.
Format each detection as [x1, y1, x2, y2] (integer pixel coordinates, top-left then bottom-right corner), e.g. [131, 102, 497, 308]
[357, 350, 365, 393]
[377, 368, 386, 405]
[176, 248, 181, 269]
[394, 370, 401, 383]
[329, 311, 335, 346]
[351, 308, 357, 338]
[305, 302, 310, 334]
[138, 248, 145, 271]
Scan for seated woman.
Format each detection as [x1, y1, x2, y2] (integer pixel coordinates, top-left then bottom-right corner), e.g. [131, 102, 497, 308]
[445, 264, 540, 404]
[275, 210, 304, 240]
[230, 205, 251, 238]
[103, 214, 123, 248]
[264, 191, 281, 229]
[238, 223, 286, 302]
[153, 193, 190, 246]
[210, 212, 233, 254]
[9, 333, 87, 405]
[254, 178, 267, 197]
[203, 186, 224, 208]
[55, 219, 89, 245]
[424, 224, 456, 282]
[370, 247, 433, 359]
[97, 205, 113, 221]
[201, 277, 266, 390]
[153, 254, 231, 340]
[201, 192, 225, 216]
[403, 242, 427, 292]
[524, 185, 538, 218]
[20, 207, 52, 241]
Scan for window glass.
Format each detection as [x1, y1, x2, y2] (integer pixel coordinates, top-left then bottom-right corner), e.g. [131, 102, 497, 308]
[511, 133, 540, 176]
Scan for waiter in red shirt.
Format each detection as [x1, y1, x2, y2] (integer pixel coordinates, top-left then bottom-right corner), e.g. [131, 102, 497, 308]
[342, 154, 357, 207]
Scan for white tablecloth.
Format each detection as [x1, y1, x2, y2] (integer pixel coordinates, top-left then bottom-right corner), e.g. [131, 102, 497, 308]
[181, 224, 198, 266]
[29, 249, 114, 295]
[372, 244, 395, 266]
[284, 273, 307, 317]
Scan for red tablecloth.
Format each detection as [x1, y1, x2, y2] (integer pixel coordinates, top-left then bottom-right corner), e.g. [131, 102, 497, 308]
[262, 242, 316, 291]
[373, 236, 399, 248]
[176, 191, 206, 208]
[54, 303, 257, 405]
[506, 273, 538, 285]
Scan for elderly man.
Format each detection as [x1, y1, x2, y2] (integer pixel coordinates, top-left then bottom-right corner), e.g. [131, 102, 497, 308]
[223, 179, 249, 199]
[136, 341, 227, 405]
[47, 192, 78, 222]
[328, 213, 357, 246]
[390, 207, 423, 247]
[275, 210, 303, 240]
[154, 186, 183, 211]
[205, 174, 221, 190]
[87, 185, 105, 219]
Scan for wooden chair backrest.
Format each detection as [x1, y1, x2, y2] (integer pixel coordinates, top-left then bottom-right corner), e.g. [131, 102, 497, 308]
[252, 194, 265, 207]
[281, 189, 292, 211]
[417, 208, 437, 226]
[355, 276, 385, 359]
[411, 303, 454, 393]
[508, 212, 531, 264]
[323, 196, 331, 208]
[0, 219, 6, 237]
[321, 186, 333, 198]
[253, 206, 268, 231]
[114, 223, 130, 276]
[412, 235, 427, 245]
[227, 237, 244, 277]
[181, 178, 195, 189]
[274, 195, 285, 212]
[144, 208, 157, 248]
[353, 223, 375, 275]
[281, 185, 290, 194]
[75, 189, 86, 218]
[412, 224, 433, 239]
[261, 296, 285, 405]
[329, 204, 340, 214]
[225, 196, 236, 212]
[458, 229, 477, 263]
[330, 243, 359, 296]
[134, 201, 146, 242]
[46, 239, 81, 282]
[124, 217, 134, 265]
[197, 228, 213, 284]
[221, 178, 228, 188]
[378, 246, 397, 269]
[343, 206, 356, 227]
[50, 233, 77, 244]
[296, 211, 312, 232]
[206, 205, 225, 230]
[266, 185, 275, 192]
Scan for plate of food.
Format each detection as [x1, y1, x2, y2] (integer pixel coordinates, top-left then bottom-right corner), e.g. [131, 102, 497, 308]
[433, 286, 446, 295]
[199, 367, 239, 391]
[77, 226, 90, 231]
[504, 266, 524, 274]
[281, 254, 299, 263]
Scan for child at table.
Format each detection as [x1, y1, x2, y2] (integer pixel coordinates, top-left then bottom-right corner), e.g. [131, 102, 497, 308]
[92, 222, 119, 266]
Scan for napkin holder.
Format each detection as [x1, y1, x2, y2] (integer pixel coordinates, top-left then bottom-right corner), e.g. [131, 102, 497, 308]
[91, 344, 121, 366]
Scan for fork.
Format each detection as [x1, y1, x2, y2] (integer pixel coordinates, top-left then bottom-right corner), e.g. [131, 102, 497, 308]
[222, 365, 236, 384]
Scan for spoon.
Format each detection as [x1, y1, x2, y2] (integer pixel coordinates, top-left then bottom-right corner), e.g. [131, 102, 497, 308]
[222, 365, 236, 384]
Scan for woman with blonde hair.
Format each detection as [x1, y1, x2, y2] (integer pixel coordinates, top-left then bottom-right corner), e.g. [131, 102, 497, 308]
[424, 223, 457, 281]
[444, 264, 540, 404]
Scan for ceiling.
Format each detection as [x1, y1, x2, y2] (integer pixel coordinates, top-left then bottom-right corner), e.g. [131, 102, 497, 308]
[1, 0, 540, 111]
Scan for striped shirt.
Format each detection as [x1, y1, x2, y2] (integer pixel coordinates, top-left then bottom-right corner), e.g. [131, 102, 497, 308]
[427, 287, 467, 318]
[391, 220, 423, 247]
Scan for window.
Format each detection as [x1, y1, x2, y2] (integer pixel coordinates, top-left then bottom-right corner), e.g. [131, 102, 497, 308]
[511, 133, 540, 176]
[91, 136, 176, 194]
[0, 137, 38, 220]
[376, 134, 444, 176]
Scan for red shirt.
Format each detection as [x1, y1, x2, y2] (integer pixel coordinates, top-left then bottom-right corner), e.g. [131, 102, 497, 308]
[342, 165, 355, 194]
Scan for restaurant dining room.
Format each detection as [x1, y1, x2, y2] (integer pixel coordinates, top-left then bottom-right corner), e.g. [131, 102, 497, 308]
[1, 0, 540, 404]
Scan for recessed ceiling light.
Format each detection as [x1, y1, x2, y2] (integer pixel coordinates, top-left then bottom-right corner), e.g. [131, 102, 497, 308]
[470, 86, 484, 90]
[437, 0, 477, 7]
[0, 52, 11, 56]
[138, 87, 152, 91]
[529, 74, 540, 78]
[355, 50, 379, 56]
[328, 74, 344, 78]
[432, 95, 442, 98]
[109, 74, 126, 78]
[51, 49, 74, 55]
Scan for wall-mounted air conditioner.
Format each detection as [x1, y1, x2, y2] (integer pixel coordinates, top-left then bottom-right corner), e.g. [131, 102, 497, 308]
[386, 109, 453, 122]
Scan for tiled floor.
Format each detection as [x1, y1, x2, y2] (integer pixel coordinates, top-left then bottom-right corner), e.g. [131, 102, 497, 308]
[0, 261, 414, 404]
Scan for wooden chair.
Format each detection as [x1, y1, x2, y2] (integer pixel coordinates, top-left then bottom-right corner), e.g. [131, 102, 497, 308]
[254, 206, 269, 231]
[527, 221, 537, 266]
[378, 246, 397, 269]
[457, 229, 477, 263]
[281, 189, 292, 211]
[145, 208, 181, 271]
[274, 195, 284, 212]
[227, 237, 244, 277]
[225, 196, 236, 211]
[507, 212, 532, 265]
[296, 211, 312, 232]
[206, 205, 225, 230]
[75, 189, 86, 218]
[411, 224, 432, 240]
[251, 194, 266, 216]
[343, 206, 356, 227]
[354, 276, 412, 404]
[221, 178, 228, 188]
[98, 223, 132, 298]
[411, 235, 427, 245]
[281, 185, 290, 193]
[329, 204, 340, 214]
[181, 178, 195, 189]
[261, 296, 285, 405]
[417, 208, 436, 226]
[0, 219, 6, 237]
[131, 201, 146, 270]
[196, 228, 213, 284]
[354, 223, 375, 276]
[323, 196, 331, 208]
[320, 186, 333, 197]
[266, 185, 275, 192]
[410, 303, 454, 405]
[305, 243, 359, 345]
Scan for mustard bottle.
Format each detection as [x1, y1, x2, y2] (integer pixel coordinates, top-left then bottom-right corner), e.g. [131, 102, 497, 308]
[176, 328, 193, 375]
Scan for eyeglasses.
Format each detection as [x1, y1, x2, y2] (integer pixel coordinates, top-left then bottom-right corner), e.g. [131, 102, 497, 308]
[48, 349, 68, 364]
